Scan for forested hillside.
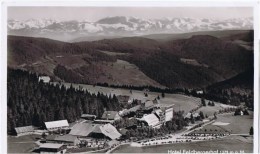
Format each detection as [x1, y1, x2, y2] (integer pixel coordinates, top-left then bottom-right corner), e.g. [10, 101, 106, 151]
[7, 68, 121, 134]
[8, 30, 253, 89]
[205, 68, 253, 109]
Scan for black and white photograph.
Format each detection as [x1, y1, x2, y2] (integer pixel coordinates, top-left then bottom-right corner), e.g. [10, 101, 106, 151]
[2, 2, 257, 154]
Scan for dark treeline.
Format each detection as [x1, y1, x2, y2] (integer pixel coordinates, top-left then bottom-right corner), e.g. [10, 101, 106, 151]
[7, 68, 121, 134]
[204, 90, 253, 110]
[96, 82, 186, 94]
[205, 67, 253, 110]
[95, 82, 253, 109]
[123, 51, 219, 89]
[54, 65, 84, 83]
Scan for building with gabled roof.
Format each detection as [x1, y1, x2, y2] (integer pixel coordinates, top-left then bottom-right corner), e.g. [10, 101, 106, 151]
[159, 104, 174, 122]
[141, 100, 154, 110]
[69, 122, 121, 140]
[39, 143, 67, 154]
[81, 114, 96, 120]
[100, 124, 121, 140]
[154, 109, 165, 123]
[14, 125, 35, 136]
[69, 123, 100, 137]
[94, 119, 114, 124]
[69, 119, 86, 128]
[38, 76, 51, 83]
[52, 134, 80, 146]
[45, 120, 69, 131]
[154, 109, 163, 117]
[117, 95, 130, 104]
[119, 105, 141, 117]
[101, 111, 120, 121]
[139, 114, 161, 128]
[153, 99, 161, 108]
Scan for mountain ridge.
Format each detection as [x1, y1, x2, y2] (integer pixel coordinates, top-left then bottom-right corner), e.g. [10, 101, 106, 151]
[8, 30, 253, 89]
[8, 16, 253, 42]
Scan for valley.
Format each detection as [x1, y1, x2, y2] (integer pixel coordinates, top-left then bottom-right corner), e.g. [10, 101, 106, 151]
[7, 29, 254, 154]
[6, 6, 256, 154]
[8, 30, 253, 89]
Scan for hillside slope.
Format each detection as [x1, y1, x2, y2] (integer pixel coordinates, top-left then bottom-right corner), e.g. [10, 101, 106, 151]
[205, 68, 253, 108]
[164, 35, 253, 78]
[8, 30, 253, 89]
[7, 36, 163, 87]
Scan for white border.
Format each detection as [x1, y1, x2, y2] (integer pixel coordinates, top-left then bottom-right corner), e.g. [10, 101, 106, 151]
[1, 0, 258, 7]
[1, 1, 7, 154]
[1, 0, 259, 154]
[254, 1, 259, 153]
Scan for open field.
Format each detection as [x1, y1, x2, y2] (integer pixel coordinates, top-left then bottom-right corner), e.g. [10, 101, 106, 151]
[51, 54, 89, 69]
[112, 135, 253, 153]
[196, 101, 235, 116]
[91, 59, 163, 87]
[191, 124, 230, 134]
[7, 134, 41, 153]
[180, 58, 208, 68]
[98, 50, 131, 56]
[214, 113, 253, 134]
[159, 94, 201, 114]
[189, 112, 253, 137]
[53, 82, 240, 115]
[114, 110, 253, 153]
[52, 82, 201, 114]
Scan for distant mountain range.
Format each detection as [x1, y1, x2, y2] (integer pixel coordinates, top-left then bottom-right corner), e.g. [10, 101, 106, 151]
[8, 16, 253, 42]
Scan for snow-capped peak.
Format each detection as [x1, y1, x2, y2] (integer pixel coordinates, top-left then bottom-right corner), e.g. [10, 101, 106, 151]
[8, 16, 253, 38]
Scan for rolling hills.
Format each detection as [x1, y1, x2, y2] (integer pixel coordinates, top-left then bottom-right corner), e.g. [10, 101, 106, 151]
[205, 68, 253, 108]
[7, 30, 253, 89]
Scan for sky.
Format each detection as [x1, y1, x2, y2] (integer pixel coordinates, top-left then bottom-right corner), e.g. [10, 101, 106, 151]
[8, 7, 253, 21]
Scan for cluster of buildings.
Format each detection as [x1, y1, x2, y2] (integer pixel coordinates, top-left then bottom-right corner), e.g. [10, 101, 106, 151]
[118, 97, 174, 128]
[137, 100, 174, 128]
[14, 95, 175, 153]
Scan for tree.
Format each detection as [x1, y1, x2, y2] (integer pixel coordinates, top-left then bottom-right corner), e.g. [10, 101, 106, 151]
[249, 126, 253, 135]
[199, 111, 205, 119]
[190, 114, 195, 124]
[201, 98, 206, 106]
[42, 132, 47, 139]
[213, 112, 217, 119]
[7, 69, 122, 133]
[162, 92, 165, 98]
[243, 109, 249, 115]
[234, 108, 241, 116]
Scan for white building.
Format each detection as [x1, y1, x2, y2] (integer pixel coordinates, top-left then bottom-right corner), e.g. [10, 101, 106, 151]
[45, 120, 69, 132]
[140, 114, 161, 128]
[159, 104, 174, 122]
[39, 76, 51, 83]
[196, 90, 204, 95]
[100, 124, 122, 140]
[14, 125, 34, 136]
